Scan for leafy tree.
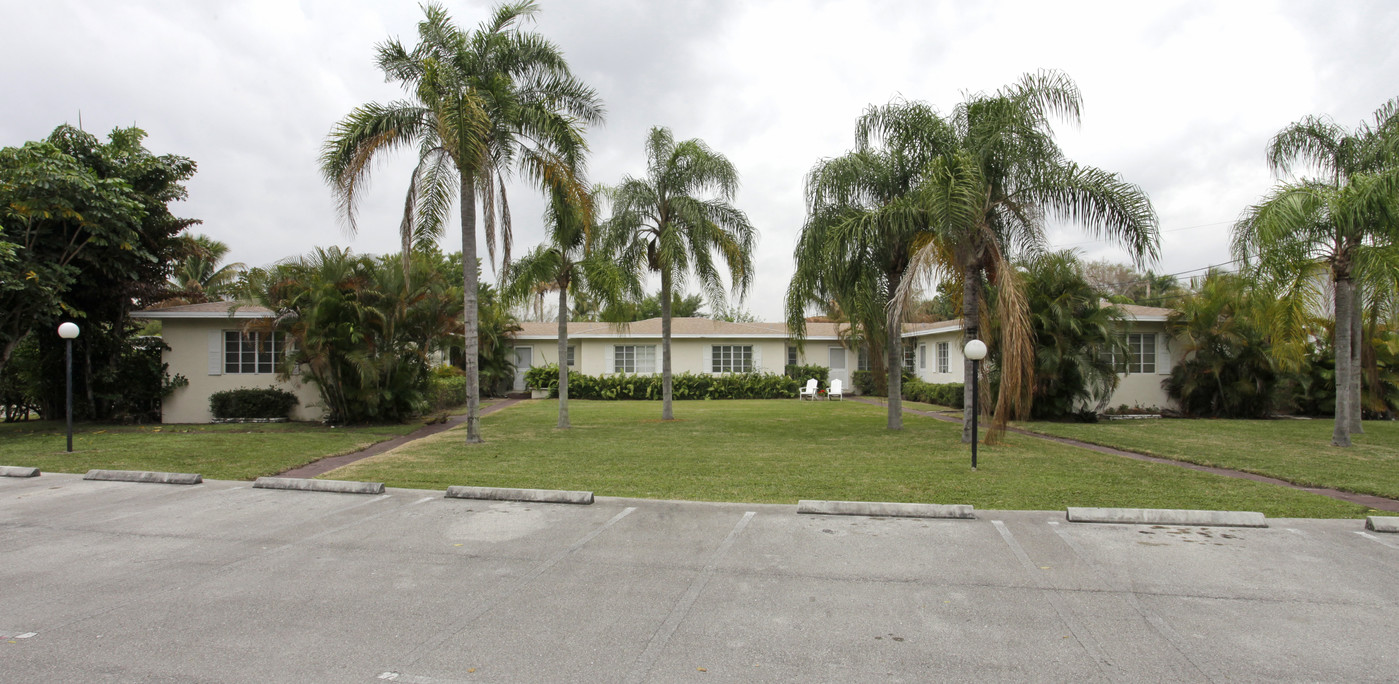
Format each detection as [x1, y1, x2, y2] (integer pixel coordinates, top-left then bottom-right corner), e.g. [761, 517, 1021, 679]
[1083, 258, 1184, 306]
[787, 101, 960, 429]
[1234, 97, 1399, 445]
[321, 1, 602, 442]
[894, 71, 1159, 441]
[1163, 272, 1280, 418]
[600, 291, 706, 321]
[710, 305, 759, 323]
[504, 183, 640, 428]
[167, 234, 244, 304]
[610, 127, 756, 420]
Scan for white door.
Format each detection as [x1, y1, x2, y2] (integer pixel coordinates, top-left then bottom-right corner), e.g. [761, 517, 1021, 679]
[827, 347, 847, 387]
[513, 347, 533, 392]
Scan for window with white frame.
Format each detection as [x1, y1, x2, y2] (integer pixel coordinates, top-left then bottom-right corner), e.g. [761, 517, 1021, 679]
[712, 345, 754, 373]
[613, 345, 656, 373]
[857, 347, 870, 371]
[787, 345, 798, 367]
[566, 345, 576, 367]
[224, 331, 284, 374]
[918, 344, 926, 369]
[936, 342, 949, 373]
[902, 344, 916, 371]
[1103, 334, 1156, 373]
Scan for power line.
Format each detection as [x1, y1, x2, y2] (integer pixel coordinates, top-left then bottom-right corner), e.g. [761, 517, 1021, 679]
[1049, 219, 1235, 251]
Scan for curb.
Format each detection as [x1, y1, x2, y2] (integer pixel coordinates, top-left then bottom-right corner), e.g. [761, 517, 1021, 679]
[1, 466, 40, 478]
[797, 500, 976, 519]
[1366, 516, 1399, 533]
[445, 485, 593, 505]
[253, 477, 385, 495]
[1066, 507, 1268, 528]
[84, 470, 202, 485]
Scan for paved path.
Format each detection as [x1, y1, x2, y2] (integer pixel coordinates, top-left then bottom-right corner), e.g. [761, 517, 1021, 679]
[854, 396, 1399, 513]
[278, 398, 522, 478]
[3, 474, 1398, 682]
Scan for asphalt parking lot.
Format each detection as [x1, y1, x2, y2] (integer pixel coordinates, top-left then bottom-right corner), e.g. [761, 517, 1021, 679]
[2, 473, 1398, 682]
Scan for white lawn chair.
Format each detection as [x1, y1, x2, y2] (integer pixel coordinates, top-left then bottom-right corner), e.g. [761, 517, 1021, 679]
[799, 378, 818, 401]
[828, 378, 844, 401]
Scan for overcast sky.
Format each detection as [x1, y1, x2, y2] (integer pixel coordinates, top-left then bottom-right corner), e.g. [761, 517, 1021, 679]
[4, 0, 1397, 320]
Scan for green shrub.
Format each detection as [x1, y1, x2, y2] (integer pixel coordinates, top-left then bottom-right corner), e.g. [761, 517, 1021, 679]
[523, 366, 798, 400]
[426, 373, 467, 412]
[851, 370, 876, 395]
[784, 364, 829, 385]
[210, 386, 299, 420]
[901, 379, 964, 408]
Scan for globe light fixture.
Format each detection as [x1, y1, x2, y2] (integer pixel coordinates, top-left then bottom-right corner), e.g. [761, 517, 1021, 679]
[57, 322, 80, 452]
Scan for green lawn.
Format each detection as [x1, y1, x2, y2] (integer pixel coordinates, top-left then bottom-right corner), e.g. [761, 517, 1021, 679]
[326, 399, 1374, 517]
[1019, 417, 1399, 500]
[0, 419, 421, 481]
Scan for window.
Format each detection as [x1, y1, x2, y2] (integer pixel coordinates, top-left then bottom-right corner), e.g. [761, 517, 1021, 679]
[787, 345, 798, 367]
[936, 342, 949, 373]
[902, 344, 916, 372]
[712, 345, 754, 373]
[566, 345, 576, 367]
[857, 347, 870, 372]
[918, 344, 926, 370]
[224, 331, 283, 374]
[613, 345, 656, 373]
[1103, 333, 1156, 373]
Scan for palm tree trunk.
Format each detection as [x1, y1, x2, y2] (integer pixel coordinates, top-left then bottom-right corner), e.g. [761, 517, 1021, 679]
[557, 284, 570, 429]
[462, 178, 483, 444]
[961, 266, 981, 444]
[1332, 276, 1353, 447]
[886, 273, 903, 430]
[661, 268, 674, 420]
[1350, 293, 1364, 433]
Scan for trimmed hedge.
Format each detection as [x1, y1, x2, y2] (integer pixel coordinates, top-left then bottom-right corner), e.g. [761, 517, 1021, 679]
[784, 364, 829, 385]
[210, 386, 299, 420]
[525, 364, 798, 400]
[902, 379, 965, 409]
[426, 373, 467, 412]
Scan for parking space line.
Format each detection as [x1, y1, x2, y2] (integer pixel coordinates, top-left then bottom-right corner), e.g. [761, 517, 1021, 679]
[395, 506, 638, 669]
[625, 511, 756, 684]
[991, 520, 1118, 681]
[1048, 521, 1220, 682]
[1355, 531, 1399, 550]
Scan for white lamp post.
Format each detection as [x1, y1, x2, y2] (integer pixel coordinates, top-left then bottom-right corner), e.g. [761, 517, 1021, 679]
[963, 339, 987, 470]
[58, 322, 80, 453]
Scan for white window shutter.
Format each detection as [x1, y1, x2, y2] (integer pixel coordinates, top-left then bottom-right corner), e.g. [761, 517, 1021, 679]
[208, 330, 223, 376]
[704, 345, 712, 373]
[607, 345, 615, 373]
[752, 345, 762, 372]
[1157, 333, 1171, 375]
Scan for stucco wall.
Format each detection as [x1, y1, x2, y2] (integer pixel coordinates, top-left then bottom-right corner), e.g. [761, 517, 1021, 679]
[513, 337, 794, 377]
[160, 319, 324, 423]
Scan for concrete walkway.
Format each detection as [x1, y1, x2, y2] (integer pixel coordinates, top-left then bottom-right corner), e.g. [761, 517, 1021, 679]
[278, 398, 522, 478]
[854, 396, 1399, 513]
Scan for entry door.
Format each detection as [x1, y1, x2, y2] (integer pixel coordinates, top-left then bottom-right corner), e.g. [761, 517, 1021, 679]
[827, 347, 847, 387]
[513, 347, 533, 392]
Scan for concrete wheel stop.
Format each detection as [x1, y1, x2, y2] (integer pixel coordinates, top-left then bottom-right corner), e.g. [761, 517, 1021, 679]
[445, 485, 593, 505]
[1365, 516, 1399, 533]
[797, 500, 976, 519]
[1066, 507, 1268, 528]
[253, 477, 385, 495]
[84, 470, 202, 485]
[1, 466, 40, 478]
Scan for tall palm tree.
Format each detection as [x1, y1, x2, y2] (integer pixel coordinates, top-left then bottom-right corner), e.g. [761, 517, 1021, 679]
[168, 234, 245, 303]
[787, 101, 956, 429]
[321, 1, 603, 442]
[1235, 98, 1399, 446]
[609, 127, 756, 420]
[504, 183, 641, 428]
[895, 71, 1159, 441]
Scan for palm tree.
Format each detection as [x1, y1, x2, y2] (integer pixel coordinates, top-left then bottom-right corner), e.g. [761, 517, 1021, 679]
[786, 101, 956, 429]
[168, 234, 245, 303]
[504, 183, 641, 428]
[1234, 98, 1399, 446]
[321, 1, 603, 442]
[609, 127, 756, 420]
[895, 71, 1159, 441]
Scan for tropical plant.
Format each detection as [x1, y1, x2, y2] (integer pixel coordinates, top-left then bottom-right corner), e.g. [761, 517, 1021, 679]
[321, 1, 603, 441]
[1162, 272, 1280, 418]
[893, 71, 1159, 441]
[504, 183, 640, 427]
[167, 234, 245, 303]
[473, 281, 521, 397]
[609, 126, 757, 420]
[1233, 96, 1399, 445]
[786, 100, 958, 429]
